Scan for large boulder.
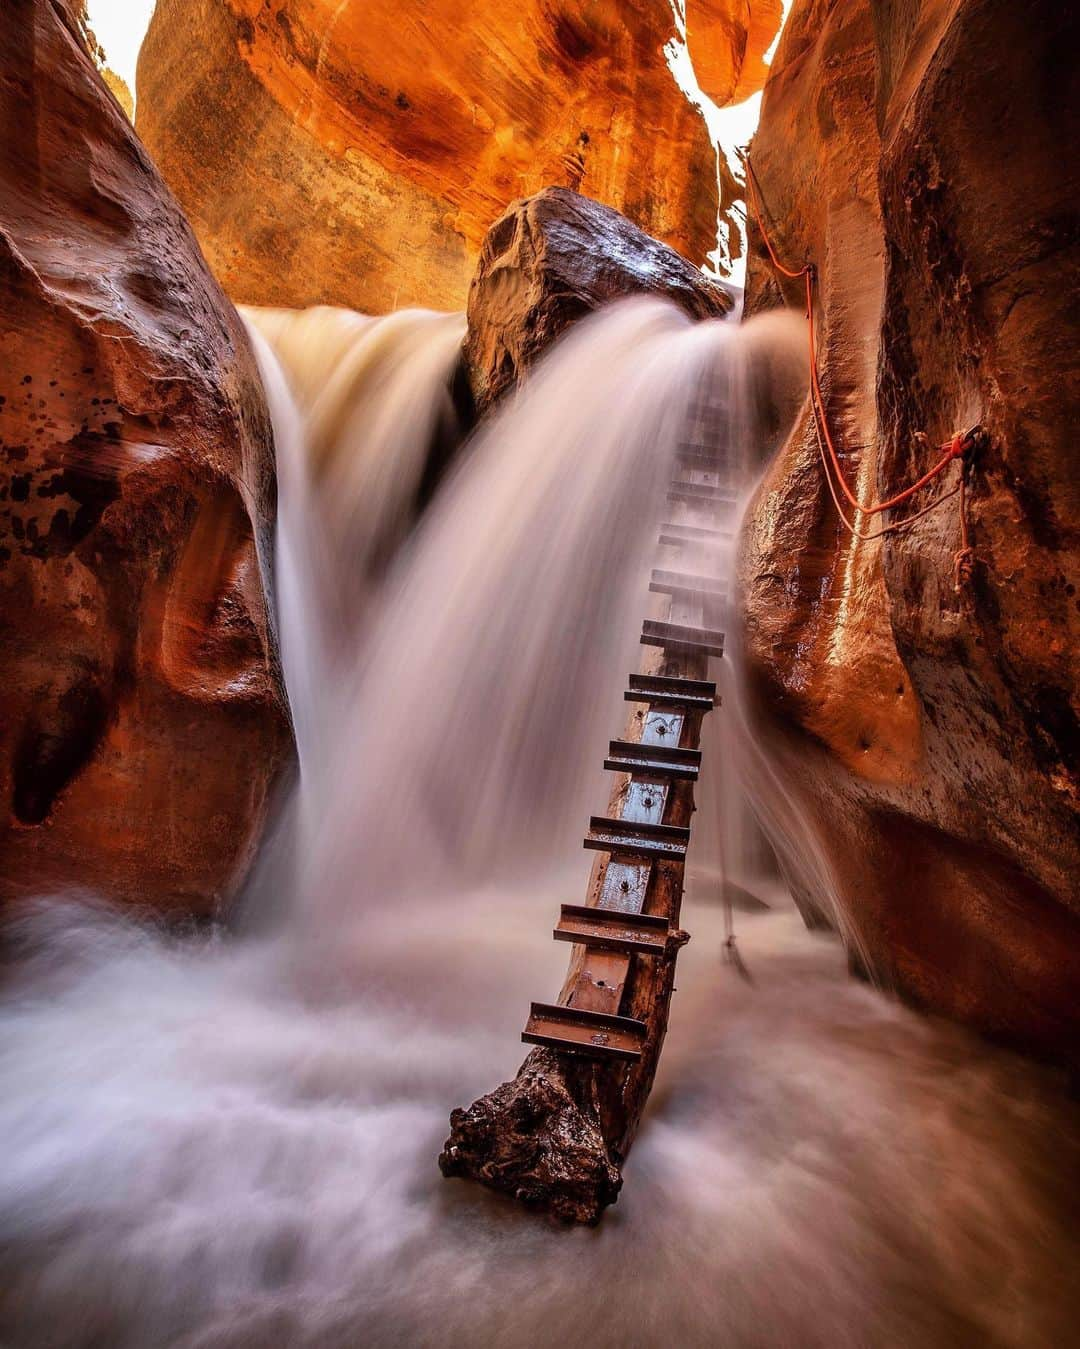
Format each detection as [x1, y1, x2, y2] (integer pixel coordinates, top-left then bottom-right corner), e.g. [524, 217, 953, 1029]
[135, 0, 779, 314]
[464, 187, 734, 409]
[0, 0, 292, 917]
[739, 0, 1080, 1060]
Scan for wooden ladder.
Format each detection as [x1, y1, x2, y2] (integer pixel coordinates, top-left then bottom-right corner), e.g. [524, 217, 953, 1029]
[441, 407, 736, 1223]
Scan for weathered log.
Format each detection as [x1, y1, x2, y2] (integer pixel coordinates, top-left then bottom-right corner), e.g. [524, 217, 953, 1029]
[440, 1049, 621, 1225]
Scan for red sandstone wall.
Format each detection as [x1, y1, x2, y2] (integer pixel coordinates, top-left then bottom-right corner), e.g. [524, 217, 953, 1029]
[135, 0, 780, 313]
[740, 0, 1080, 1059]
[0, 0, 292, 917]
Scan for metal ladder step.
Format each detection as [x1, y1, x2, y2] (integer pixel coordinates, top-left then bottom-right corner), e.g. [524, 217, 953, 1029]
[649, 568, 726, 598]
[604, 739, 701, 782]
[624, 672, 718, 713]
[685, 399, 730, 418]
[641, 619, 725, 658]
[584, 816, 690, 862]
[676, 445, 726, 472]
[522, 1001, 647, 1063]
[553, 903, 671, 956]
[667, 482, 737, 508]
[659, 522, 731, 546]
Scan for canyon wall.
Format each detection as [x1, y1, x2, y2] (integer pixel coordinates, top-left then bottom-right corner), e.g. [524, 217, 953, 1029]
[135, 0, 778, 314]
[0, 0, 292, 917]
[740, 0, 1080, 1060]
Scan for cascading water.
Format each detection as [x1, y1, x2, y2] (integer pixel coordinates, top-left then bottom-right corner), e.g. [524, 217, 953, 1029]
[242, 304, 470, 776]
[1, 301, 1076, 1349]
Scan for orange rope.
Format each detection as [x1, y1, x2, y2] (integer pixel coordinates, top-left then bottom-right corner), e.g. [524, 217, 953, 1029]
[810, 394, 962, 542]
[953, 470, 975, 593]
[742, 152, 977, 546]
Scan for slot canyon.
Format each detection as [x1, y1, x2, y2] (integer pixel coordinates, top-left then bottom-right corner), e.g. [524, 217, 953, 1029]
[0, 1, 1076, 1345]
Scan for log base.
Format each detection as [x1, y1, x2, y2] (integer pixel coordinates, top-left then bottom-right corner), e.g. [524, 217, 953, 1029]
[438, 1049, 623, 1224]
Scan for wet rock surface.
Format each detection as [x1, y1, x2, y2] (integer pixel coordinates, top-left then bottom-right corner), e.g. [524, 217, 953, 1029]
[739, 0, 1080, 1060]
[135, 0, 777, 314]
[0, 0, 292, 917]
[465, 187, 734, 409]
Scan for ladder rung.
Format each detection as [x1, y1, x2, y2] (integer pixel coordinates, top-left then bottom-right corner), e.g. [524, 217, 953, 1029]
[522, 1001, 647, 1063]
[667, 483, 737, 507]
[605, 739, 701, 781]
[584, 816, 690, 861]
[676, 445, 726, 471]
[641, 619, 725, 658]
[650, 568, 726, 598]
[554, 904, 671, 956]
[659, 522, 731, 546]
[624, 673, 717, 713]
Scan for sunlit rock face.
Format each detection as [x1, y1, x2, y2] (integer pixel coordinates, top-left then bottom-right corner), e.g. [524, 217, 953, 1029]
[739, 0, 1080, 1060]
[465, 188, 734, 410]
[686, 0, 783, 104]
[136, 0, 777, 313]
[0, 1, 292, 917]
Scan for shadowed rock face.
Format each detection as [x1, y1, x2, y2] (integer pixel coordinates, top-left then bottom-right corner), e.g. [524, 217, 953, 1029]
[465, 188, 734, 410]
[134, 0, 779, 313]
[739, 0, 1080, 1060]
[0, 0, 292, 916]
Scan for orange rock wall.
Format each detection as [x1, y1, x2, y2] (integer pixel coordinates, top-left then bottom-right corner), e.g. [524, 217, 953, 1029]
[740, 0, 1080, 1059]
[136, 0, 779, 313]
[687, 0, 783, 104]
[0, 0, 292, 917]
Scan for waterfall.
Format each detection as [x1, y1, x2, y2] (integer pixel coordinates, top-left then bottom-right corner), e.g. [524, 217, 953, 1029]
[0, 300, 1074, 1349]
[247, 298, 775, 929]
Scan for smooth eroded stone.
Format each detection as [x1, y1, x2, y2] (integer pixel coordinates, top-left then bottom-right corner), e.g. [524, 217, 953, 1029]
[739, 0, 1080, 1062]
[686, 0, 784, 104]
[0, 0, 292, 917]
